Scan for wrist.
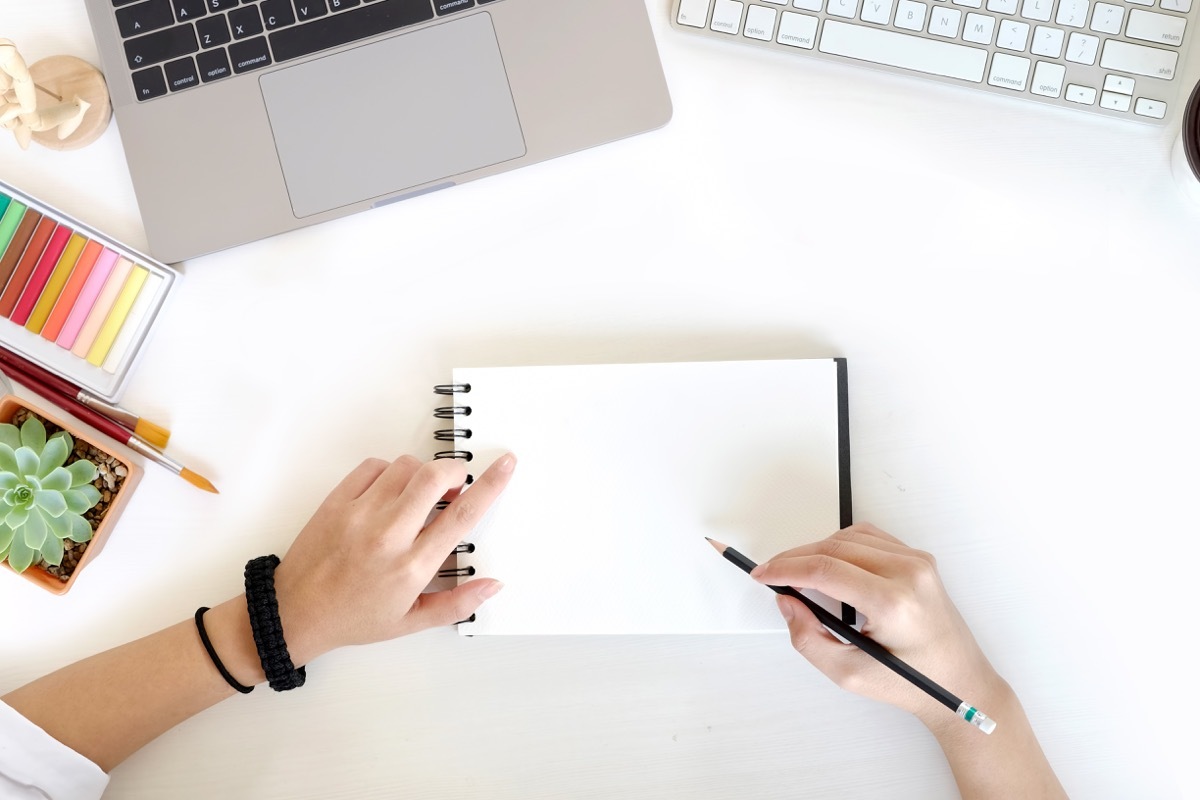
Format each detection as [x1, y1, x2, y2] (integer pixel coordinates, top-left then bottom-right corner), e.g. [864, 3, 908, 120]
[919, 671, 1015, 741]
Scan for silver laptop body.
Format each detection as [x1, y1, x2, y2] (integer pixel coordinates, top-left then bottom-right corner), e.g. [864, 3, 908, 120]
[82, 0, 673, 262]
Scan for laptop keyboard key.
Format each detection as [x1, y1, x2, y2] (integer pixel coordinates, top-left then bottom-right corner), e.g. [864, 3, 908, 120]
[270, 0, 434, 62]
[197, 48, 233, 81]
[164, 56, 201, 91]
[125, 25, 200, 69]
[206, 0, 239, 9]
[197, 14, 232, 47]
[116, 0, 175, 38]
[435, 0, 475, 15]
[229, 6, 265, 37]
[261, 0, 296, 29]
[131, 65, 168, 100]
[229, 36, 273, 72]
[329, 0, 363, 9]
[172, 0, 208, 22]
[295, 0, 329, 20]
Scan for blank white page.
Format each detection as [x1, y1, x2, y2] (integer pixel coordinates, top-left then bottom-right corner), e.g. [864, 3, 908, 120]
[448, 359, 847, 635]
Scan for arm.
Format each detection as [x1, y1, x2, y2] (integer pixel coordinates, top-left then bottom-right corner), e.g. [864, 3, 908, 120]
[2, 453, 514, 773]
[752, 523, 1067, 800]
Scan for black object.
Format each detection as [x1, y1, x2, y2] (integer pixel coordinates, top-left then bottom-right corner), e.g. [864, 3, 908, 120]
[269, 0, 434, 63]
[244, 555, 307, 692]
[131, 66, 169, 101]
[194, 607, 255, 694]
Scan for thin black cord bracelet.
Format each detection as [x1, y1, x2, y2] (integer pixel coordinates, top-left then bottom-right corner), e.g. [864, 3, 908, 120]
[194, 607, 254, 694]
[244, 555, 306, 692]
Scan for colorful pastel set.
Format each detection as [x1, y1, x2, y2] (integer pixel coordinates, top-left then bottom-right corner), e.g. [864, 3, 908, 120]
[0, 180, 178, 403]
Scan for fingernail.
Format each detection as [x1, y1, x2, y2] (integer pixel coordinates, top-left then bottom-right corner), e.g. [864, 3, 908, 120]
[476, 580, 504, 600]
[496, 454, 516, 473]
[775, 595, 794, 621]
[749, 565, 765, 579]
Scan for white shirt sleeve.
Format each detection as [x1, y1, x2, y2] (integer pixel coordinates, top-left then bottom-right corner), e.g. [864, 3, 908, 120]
[0, 700, 109, 800]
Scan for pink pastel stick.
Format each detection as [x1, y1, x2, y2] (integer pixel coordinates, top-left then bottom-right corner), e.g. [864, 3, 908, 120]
[56, 247, 119, 349]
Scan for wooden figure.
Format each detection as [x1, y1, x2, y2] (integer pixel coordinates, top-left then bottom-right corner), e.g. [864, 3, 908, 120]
[1, 40, 111, 151]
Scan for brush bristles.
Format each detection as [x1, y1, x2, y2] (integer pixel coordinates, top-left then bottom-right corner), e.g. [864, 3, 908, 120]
[133, 418, 170, 449]
[180, 468, 218, 494]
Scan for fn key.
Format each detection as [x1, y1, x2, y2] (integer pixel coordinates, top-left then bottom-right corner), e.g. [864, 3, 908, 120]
[132, 66, 168, 101]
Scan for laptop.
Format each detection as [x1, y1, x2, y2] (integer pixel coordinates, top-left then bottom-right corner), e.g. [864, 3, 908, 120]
[82, 0, 673, 262]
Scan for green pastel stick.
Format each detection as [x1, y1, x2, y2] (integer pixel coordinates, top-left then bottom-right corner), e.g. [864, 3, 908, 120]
[0, 199, 26, 256]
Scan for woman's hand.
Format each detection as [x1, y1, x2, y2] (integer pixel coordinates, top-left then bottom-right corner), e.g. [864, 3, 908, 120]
[273, 453, 515, 662]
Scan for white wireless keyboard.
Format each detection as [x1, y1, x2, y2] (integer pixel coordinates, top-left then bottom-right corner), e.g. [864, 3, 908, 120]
[672, 0, 1196, 123]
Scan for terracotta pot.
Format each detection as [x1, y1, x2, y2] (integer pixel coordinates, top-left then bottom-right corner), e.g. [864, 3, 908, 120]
[0, 394, 143, 595]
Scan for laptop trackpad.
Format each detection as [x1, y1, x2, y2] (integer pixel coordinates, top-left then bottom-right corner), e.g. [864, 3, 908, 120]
[260, 13, 526, 218]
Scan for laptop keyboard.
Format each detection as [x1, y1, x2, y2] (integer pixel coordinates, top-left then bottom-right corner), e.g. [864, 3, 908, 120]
[115, 0, 502, 101]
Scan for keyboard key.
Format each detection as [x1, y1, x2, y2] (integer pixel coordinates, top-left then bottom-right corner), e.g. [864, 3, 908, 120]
[124, 25, 199, 69]
[164, 56, 200, 91]
[963, 13, 995, 44]
[987, 52, 1030, 89]
[745, 5, 778, 38]
[1134, 97, 1167, 118]
[295, 0, 329, 21]
[1100, 39, 1177, 78]
[131, 65, 168, 100]
[206, 0, 238, 9]
[1054, 0, 1088, 27]
[778, 11, 819, 45]
[1089, 3, 1124, 35]
[711, 0, 744, 31]
[827, 0, 861, 18]
[997, 19, 1030, 50]
[1160, 0, 1191, 11]
[819, 19, 988, 81]
[271, 0, 434, 62]
[229, 36, 272, 72]
[952, 0, 982, 8]
[196, 14, 231, 47]
[1065, 31, 1099, 63]
[1020, 0, 1051, 22]
[1030, 60, 1065, 95]
[861, 0, 895, 24]
[677, 0, 711, 26]
[330, 0, 364, 8]
[985, 0, 1017, 13]
[116, 0, 175, 38]
[196, 47, 232, 81]
[114, 0, 145, 6]
[1100, 90, 1131, 110]
[1125, 9, 1187, 47]
[1066, 83, 1097, 103]
[261, 0, 296, 29]
[1030, 25, 1064, 57]
[172, 0, 207, 21]
[229, 6, 264, 38]
[794, 0, 822, 10]
[894, 0, 928, 31]
[434, 0, 472, 14]
[1103, 74, 1135, 94]
[929, 7, 962, 36]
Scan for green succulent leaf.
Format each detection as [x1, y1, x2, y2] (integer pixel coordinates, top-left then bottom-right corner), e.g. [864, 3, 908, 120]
[0, 424, 20, 451]
[0, 443, 18, 475]
[0, 472, 19, 491]
[49, 431, 73, 451]
[46, 509, 71, 539]
[39, 531, 63, 566]
[0, 523, 12, 552]
[7, 532, 33, 572]
[67, 460, 98, 487]
[15, 447, 39, 478]
[37, 436, 69, 477]
[22, 509, 47, 550]
[6, 506, 28, 529]
[41, 467, 72, 492]
[67, 513, 93, 543]
[34, 490, 68, 518]
[62, 488, 100, 514]
[19, 418, 46, 453]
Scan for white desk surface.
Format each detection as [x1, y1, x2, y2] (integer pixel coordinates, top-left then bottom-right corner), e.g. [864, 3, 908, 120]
[3, 2, 1199, 798]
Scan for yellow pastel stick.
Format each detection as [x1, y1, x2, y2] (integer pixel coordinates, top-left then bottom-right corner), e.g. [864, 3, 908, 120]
[26, 233, 86, 334]
[87, 265, 148, 366]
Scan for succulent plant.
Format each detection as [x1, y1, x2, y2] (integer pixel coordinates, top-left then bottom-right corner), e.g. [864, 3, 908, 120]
[0, 417, 100, 573]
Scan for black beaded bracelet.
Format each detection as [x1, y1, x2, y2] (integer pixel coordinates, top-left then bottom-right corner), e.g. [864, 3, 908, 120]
[195, 607, 254, 694]
[244, 555, 306, 692]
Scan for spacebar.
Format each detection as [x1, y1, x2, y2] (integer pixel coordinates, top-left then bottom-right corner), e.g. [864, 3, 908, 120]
[270, 0, 436, 63]
[818, 20, 988, 83]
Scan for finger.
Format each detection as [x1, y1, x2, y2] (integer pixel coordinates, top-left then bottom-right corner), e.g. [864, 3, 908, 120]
[414, 453, 516, 567]
[764, 538, 917, 578]
[359, 454, 424, 505]
[844, 522, 908, 546]
[389, 457, 470, 536]
[403, 579, 503, 632]
[751, 554, 887, 612]
[326, 458, 389, 503]
[777, 595, 879, 692]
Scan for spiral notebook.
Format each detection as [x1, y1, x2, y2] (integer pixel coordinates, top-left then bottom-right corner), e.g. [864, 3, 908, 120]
[433, 358, 852, 635]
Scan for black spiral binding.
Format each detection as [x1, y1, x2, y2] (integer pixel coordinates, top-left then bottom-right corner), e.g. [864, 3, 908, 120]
[433, 385, 478, 609]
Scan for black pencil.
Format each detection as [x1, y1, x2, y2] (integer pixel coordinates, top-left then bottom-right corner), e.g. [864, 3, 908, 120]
[706, 537, 996, 734]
